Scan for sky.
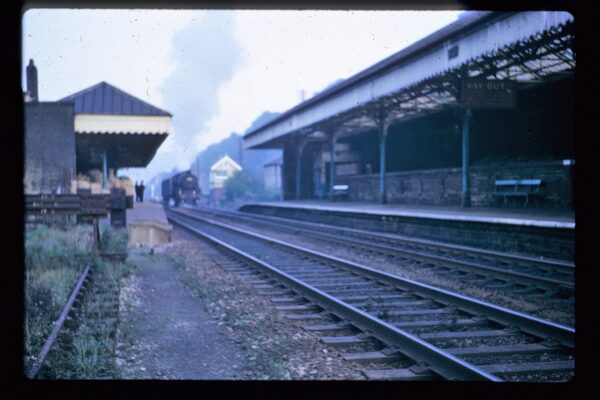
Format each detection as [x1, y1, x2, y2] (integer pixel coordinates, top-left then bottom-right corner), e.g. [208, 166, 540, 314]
[22, 8, 463, 183]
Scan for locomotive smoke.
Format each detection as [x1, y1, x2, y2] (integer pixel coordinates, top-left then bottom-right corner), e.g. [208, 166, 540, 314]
[149, 11, 242, 174]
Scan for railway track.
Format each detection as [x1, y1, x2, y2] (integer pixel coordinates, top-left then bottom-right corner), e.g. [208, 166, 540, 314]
[166, 209, 574, 382]
[27, 265, 120, 379]
[179, 207, 574, 304]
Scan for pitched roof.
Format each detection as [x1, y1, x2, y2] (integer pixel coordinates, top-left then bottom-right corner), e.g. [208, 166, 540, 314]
[210, 154, 242, 172]
[59, 81, 172, 116]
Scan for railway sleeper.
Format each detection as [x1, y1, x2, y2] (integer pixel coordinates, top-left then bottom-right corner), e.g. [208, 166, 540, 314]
[275, 304, 320, 312]
[286, 311, 333, 320]
[307, 279, 374, 288]
[355, 299, 431, 310]
[302, 322, 352, 332]
[360, 364, 436, 381]
[338, 293, 413, 303]
[296, 275, 364, 283]
[479, 360, 574, 375]
[342, 350, 406, 363]
[258, 289, 296, 297]
[417, 328, 520, 340]
[246, 278, 276, 285]
[270, 296, 305, 303]
[392, 317, 488, 330]
[253, 283, 281, 290]
[378, 308, 455, 318]
[320, 333, 372, 346]
[313, 282, 380, 290]
[442, 343, 558, 357]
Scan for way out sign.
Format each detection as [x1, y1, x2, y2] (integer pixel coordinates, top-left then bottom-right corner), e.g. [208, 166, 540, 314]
[460, 79, 517, 109]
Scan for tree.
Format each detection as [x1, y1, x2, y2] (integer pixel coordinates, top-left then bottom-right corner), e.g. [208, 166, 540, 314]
[222, 170, 276, 205]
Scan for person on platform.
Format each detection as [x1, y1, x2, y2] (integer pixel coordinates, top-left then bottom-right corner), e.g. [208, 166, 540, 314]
[139, 181, 145, 202]
[134, 181, 140, 202]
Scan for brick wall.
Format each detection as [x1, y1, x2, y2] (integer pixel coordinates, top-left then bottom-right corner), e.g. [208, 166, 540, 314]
[24, 102, 76, 194]
[336, 161, 573, 209]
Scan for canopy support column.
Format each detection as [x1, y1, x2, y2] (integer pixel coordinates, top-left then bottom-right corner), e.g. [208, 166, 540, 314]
[461, 109, 472, 208]
[102, 150, 108, 190]
[329, 133, 337, 202]
[379, 123, 389, 204]
[296, 140, 307, 200]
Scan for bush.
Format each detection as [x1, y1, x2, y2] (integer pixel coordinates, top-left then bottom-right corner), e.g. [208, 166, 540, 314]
[222, 170, 279, 205]
[100, 226, 128, 253]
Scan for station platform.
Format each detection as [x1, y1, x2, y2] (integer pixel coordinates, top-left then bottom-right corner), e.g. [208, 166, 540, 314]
[242, 200, 574, 229]
[238, 200, 575, 261]
[126, 202, 172, 247]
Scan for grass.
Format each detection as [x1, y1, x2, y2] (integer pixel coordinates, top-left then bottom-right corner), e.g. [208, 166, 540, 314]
[24, 224, 96, 372]
[100, 226, 128, 254]
[24, 223, 132, 378]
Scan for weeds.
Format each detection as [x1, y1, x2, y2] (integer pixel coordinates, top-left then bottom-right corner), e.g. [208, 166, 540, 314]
[100, 226, 128, 254]
[24, 223, 130, 378]
[24, 224, 94, 370]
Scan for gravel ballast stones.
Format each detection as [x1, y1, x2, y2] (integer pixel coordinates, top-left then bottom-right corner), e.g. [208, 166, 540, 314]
[115, 227, 367, 380]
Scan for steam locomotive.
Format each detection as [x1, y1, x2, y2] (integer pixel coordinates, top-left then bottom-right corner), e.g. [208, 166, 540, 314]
[161, 170, 200, 206]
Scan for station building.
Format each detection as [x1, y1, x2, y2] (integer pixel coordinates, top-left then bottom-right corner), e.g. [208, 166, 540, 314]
[243, 11, 575, 210]
[263, 155, 283, 193]
[23, 60, 171, 195]
[209, 154, 242, 204]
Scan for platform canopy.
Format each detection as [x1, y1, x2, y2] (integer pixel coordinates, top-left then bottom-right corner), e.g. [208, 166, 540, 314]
[244, 11, 575, 149]
[59, 81, 172, 172]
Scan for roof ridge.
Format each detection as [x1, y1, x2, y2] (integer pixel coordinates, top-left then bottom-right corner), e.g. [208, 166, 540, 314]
[59, 81, 107, 102]
[59, 81, 172, 116]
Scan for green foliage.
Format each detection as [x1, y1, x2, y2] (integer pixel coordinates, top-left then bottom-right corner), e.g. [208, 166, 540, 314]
[222, 170, 279, 205]
[24, 224, 95, 366]
[100, 226, 128, 253]
[25, 223, 132, 378]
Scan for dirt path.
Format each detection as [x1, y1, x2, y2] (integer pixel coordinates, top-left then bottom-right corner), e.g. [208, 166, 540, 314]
[115, 251, 248, 379]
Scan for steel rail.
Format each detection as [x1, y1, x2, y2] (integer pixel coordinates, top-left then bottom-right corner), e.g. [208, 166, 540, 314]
[27, 265, 92, 379]
[178, 208, 573, 292]
[191, 206, 574, 271]
[167, 212, 500, 381]
[168, 211, 575, 380]
[170, 209, 574, 345]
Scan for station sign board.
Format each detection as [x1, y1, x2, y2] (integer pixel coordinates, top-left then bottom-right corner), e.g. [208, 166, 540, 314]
[460, 79, 517, 109]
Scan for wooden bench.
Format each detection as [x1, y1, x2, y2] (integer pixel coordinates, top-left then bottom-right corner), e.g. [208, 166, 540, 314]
[332, 184, 350, 200]
[492, 179, 543, 207]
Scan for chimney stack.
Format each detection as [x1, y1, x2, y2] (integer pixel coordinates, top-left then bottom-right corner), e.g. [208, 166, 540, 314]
[26, 59, 38, 102]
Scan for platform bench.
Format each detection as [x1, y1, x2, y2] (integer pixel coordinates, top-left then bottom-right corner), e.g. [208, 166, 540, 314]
[492, 179, 543, 207]
[332, 184, 350, 200]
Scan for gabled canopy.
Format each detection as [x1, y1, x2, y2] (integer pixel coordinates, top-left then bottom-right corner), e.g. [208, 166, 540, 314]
[59, 81, 172, 171]
[60, 81, 171, 116]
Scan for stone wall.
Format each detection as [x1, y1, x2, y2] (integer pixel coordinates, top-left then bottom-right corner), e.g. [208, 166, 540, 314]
[239, 205, 574, 261]
[336, 161, 574, 209]
[24, 102, 76, 194]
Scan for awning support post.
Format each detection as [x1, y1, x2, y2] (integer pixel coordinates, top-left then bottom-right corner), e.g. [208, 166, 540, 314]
[296, 141, 305, 200]
[461, 108, 472, 208]
[329, 134, 336, 202]
[379, 125, 389, 205]
[102, 150, 108, 190]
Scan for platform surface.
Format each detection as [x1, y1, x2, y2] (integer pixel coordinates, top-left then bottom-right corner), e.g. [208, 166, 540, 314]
[127, 201, 169, 226]
[241, 200, 575, 229]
